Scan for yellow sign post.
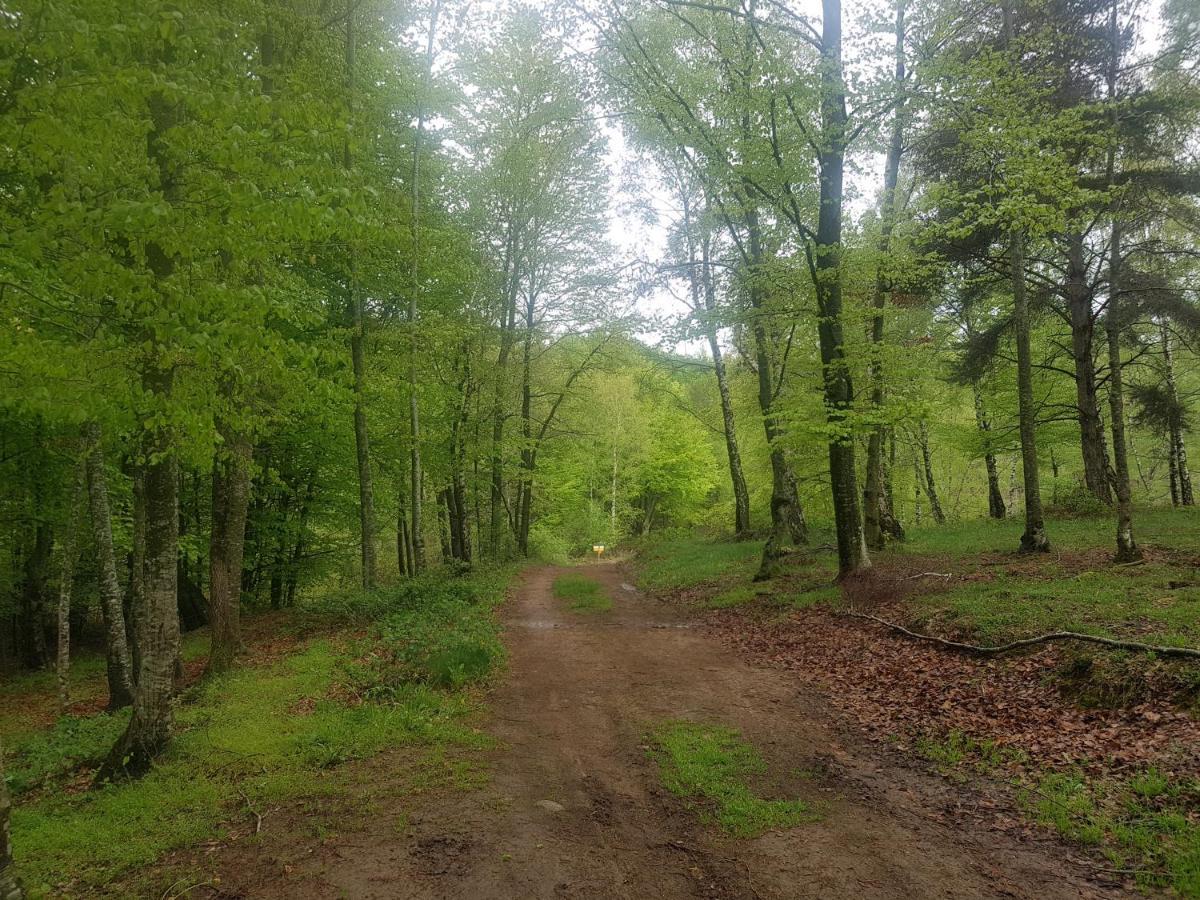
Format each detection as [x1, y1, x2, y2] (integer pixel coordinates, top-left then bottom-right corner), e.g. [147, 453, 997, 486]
[592, 544, 605, 558]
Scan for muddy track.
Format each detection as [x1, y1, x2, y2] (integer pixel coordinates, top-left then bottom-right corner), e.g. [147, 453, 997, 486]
[210, 564, 1128, 899]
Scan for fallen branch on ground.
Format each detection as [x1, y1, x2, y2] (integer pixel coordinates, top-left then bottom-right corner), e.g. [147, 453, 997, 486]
[905, 572, 953, 580]
[841, 611, 1200, 660]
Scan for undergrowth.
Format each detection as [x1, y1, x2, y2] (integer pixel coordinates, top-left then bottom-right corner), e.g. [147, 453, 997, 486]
[648, 720, 817, 837]
[6, 566, 513, 898]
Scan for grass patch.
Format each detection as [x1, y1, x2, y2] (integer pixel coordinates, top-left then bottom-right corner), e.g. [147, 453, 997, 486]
[8, 567, 513, 897]
[648, 721, 817, 837]
[633, 533, 765, 591]
[1020, 770, 1200, 896]
[915, 729, 1027, 781]
[552, 573, 612, 613]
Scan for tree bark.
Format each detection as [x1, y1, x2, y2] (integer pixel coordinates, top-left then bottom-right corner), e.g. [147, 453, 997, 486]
[1104, 0, 1139, 563]
[813, 0, 869, 577]
[917, 421, 946, 525]
[207, 430, 252, 675]
[344, 7, 377, 591]
[1065, 232, 1113, 504]
[1161, 323, 1193, 506]
[490, 221, 521, 558]
[1010, 233, 1050, 552]
[86, 426, 135, 710]
[0, 736, 22, 900]
[972, 382, 1006, 518]
[99, 374, 181, 780]
[864, 0, 908, 551]
[688, 194, 751, 537]
[56, 458, 85, 714]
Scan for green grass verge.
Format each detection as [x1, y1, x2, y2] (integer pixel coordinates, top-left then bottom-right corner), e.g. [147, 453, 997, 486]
[633, 534, 765, 591]
[1021, 770, 1200, 896]
[8, 567, 513, 898]
[648, 721, 817, 837]
[552, 573, 612, 613]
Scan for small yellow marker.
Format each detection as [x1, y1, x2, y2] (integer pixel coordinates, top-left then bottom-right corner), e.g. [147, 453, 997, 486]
[592, 544, 605, 558]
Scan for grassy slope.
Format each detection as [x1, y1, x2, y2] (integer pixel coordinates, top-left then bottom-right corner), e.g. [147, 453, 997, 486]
[4, 568, 514, 898]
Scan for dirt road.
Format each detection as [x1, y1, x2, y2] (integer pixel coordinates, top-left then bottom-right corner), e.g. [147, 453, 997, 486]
[217, 564, 1124, 899]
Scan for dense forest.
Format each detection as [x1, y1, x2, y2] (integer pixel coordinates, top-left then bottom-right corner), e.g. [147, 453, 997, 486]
[1, 0, 1199, 896]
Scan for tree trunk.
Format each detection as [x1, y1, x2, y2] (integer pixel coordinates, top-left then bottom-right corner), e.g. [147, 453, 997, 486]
[344, 7, 377, 591]
[972, 382, 1006, 518]
[1011, 232, 1050, 552]
[1161, 323, 1194, 506]
[689, 196, 750, 537]
[397, 491, 413, 577]
[0, 736, 22, 900]
[19, 516, 51, 670]
[1104, 0, 1139, 562]
[99, 371, 181, 780]
[864, 0, 908, 552]
[86, 427, 135, 709]
[1106, 219, 1139, 561]
[516, 294, 535, 557]
[207, 431, 252, 675]
[437, 490, 453, 563]
[56, 458, 86, 714]
[1065, 233, 1113, 504]
[918, 421, 946, 525]
[813, 0, 869, 577]
[490, 222, 521, 558]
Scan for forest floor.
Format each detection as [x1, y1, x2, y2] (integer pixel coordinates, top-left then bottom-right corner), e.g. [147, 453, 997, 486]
[156, 562, 1143, 899]
[5, 510, 1198, 898]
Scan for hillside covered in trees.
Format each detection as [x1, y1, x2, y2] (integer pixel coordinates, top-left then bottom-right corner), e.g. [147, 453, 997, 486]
[1, 0, 1200, 897]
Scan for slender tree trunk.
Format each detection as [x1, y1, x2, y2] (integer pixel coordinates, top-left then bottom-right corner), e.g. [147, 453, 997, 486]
[517, 295, 535, 557]
[1106, 220, 1139, 561]
[343, 8, 376, 590]
[207, 431, 252, 675]
[1011, 233, 1050, 552]
[1065, 233, 1113, 504]
[85, 427, 135, 706]
[0, 736, 22, 900]
[972, 382, 1006, 518]
[437, 490, 453, 563]
[864, 0, 908, 551]
[407, 1, 441, 575]
[813, 0, 869, 577]
[397, 491, 413, 577]
[56, 458, 85, 714]
[687, 194, 750, 537]
[490, 223, 521, 558]
[1104, 0, 1139, 562]
[917, 421, 946, 525]
[1161, 323, 1194, 506]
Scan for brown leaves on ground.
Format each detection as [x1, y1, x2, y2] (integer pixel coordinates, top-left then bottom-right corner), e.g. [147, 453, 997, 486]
[700, 592, 1199, 779]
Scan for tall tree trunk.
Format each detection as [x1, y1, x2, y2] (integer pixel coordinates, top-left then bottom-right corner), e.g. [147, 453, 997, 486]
[99, 375, 181, 780]
[345, 7, 377, 590]
[95, 438, 137, 710]
[207, 430, 252, 675]
[1161, 323, 1194, 506]
[917, 421, 946, 525]
[20, 516, 50, 670]
[814, 0, 869, 577]
[437, 490, 453, 563]
[688, 194, 750, 537]
[397, 491, 413, 577]
[1105, 0, 1139, 562]
[972, 382, 1006, 518]
[490, 223, 521, 558]
[864, 0, 908, 551]
[407, 1, 440, 575]
[517, 295, 535, 557]
[1065, 233, 1113, 504]
[1011, 233, 1050, 552]
[56, 458, 85, 714]
[449, 351, 473, 564]
[0, 737, 22, 900]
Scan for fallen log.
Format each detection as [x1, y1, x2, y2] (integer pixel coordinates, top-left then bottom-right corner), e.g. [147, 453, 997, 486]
[841, 611, 1200, 660]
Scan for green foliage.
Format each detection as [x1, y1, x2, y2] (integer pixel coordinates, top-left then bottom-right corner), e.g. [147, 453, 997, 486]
[8, 569, 511, 895]
[551, 573, 613, 613]
[648, 721, 817, 837]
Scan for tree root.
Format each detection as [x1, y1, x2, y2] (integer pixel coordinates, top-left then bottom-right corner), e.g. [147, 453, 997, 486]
[841, 611, 1200, 660]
